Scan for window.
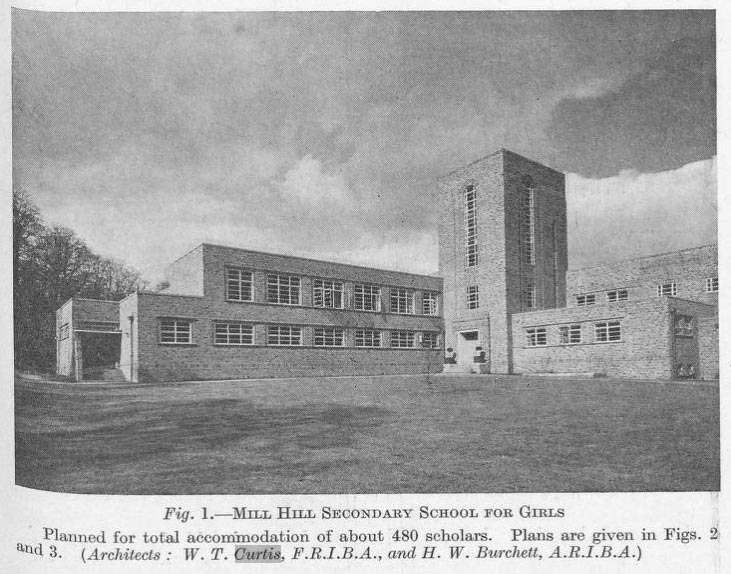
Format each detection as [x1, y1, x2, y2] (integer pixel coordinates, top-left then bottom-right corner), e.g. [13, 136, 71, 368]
[467, 285, 479, 309]
[464, 184, 478, 267]
[524, 284, 536, 310]
[267, 325, 302, 346]
[422, 292, 439, 315]
[314, 327, 345, 347]
[421, 332, 440, 348]
[390, 287, 415, 314]
[706, 277, 718, 293]
[523, 184, 536, 265]
[526, 327, 547, 347]
[559, 324, 582, 344]
[391, 330, 416, 348]
[607, 289, 628, 303]
[159, 319, 192, 344]
[226, 268, 253, 301]
[674, 314, 694, 337]
[595, 321, 622, 342]
[313, 279, 343, 309]
[214, 322, 253, 345]
[354, 284, 381, 312]
[59, 323, 69, 340]
[355, 329, 381, 348]
[576, 294, 596, 306]
[267, 274, 301, 305]
[656, 282, 677, 297]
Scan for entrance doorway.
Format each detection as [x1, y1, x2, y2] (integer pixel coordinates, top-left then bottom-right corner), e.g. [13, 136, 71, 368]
[457, 330, 481, 372]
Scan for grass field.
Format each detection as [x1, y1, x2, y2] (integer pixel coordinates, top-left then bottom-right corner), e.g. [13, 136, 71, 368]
[15, 374, 719, 494]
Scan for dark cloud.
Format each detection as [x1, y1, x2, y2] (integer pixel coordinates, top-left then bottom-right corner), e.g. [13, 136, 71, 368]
[547, 33, 715, 177]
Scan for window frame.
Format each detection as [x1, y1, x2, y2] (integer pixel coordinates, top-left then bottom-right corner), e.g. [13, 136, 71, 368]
[313, 326, 345, 347]
[225, 267, 253, 302]
[390, 330, 416, 349]
[607, 289, 628, 303]
[421, 332, 441, 349]
[594, 320, 622, 343]
[213, 321, 254, 346]
[422, 291, 439, 316]
[467, 285, 479, 309]
[266, 273, 301, 306]
[526, 327, 547, 347]
[464, 184, 478, 267]
[576, 294, 596, 306]
[354, 283, 382, 312]
[656, 282, 677, 297]
[266, 325, 303, 346]
[559, 324, 582, 345]
[159, 318, 193, 345]
[312, 279, 344, 309]
[355, 329, 382, 348]
[390, 287, 415, 315]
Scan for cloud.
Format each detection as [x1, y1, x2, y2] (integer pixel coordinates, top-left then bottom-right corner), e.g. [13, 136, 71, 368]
[276, 155, 352, 207]
[566, 157, 717, 269]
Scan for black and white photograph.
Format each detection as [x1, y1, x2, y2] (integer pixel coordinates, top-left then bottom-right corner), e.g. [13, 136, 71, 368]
[12, 8, 719, 498]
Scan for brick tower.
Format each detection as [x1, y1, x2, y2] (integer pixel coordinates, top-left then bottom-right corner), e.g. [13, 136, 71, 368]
[438, 149, 568, 373]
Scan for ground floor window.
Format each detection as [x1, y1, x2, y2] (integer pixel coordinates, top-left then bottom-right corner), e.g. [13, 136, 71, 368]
[159, 319, 192, 344]
[355, 329, 381, 348]
[314, 327, 345, 347]
[214, 322, 254, 345]
[559, 324, 581, 344]
[526, 327, 547, 346]
[595, 321, 621, 342]
[267, 325, 302, 346]
[421, 332, 440, 348]
[391, 330, 416, 348]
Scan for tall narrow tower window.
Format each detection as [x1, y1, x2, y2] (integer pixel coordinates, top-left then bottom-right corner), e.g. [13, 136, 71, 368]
[464, 184, 478, 267]
[523, 181, 536, 265]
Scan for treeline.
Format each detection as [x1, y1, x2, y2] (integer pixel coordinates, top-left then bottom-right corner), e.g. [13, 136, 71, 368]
[13, 187, 148, 372]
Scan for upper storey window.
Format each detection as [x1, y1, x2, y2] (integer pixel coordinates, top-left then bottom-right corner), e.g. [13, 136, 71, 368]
[422, 292, 439, 316]
[656, 282, 677, 297]
[354, 284, 382, 312]
[226, 268, 253, 302]
[464, 184, 478, 267]
[607, 289, 628, 303]
[313, 279, 343, 309]
[576, 294, 596, 306]
[522, 177, 536, 265]
[706, 277, 718, 293]
[267, 274, 301, 305]
[390, 287, 415, 314]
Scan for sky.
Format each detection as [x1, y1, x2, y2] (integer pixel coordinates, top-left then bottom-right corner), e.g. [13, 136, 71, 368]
[12, 10, 716, 283]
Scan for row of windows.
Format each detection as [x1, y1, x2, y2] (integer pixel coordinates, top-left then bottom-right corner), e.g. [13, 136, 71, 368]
[526, 320, 622, 347]
[226, 268, 440, 315]
[159, 319, 441, 349]
[576, 278, 718, 305]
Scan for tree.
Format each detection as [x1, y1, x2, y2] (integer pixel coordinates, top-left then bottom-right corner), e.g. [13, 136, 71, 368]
[13, 189, 148, 372]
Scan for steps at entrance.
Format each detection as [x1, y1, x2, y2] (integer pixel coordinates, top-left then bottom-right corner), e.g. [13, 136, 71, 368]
[83, 367, 126, 382]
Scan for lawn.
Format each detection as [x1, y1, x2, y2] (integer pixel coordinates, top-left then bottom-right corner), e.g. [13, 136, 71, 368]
[15, 374, 719, 494]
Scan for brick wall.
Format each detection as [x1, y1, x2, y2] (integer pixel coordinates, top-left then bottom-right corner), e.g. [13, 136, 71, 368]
[697, 317, 719, 380]
[131, 291, 442, 382]
[164, 244, 205, 296]
[567, 244, 718, 307]
[511, 298, 673, 379]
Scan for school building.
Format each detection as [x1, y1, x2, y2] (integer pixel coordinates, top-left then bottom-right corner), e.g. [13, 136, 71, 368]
[56, 148, 718, 382]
